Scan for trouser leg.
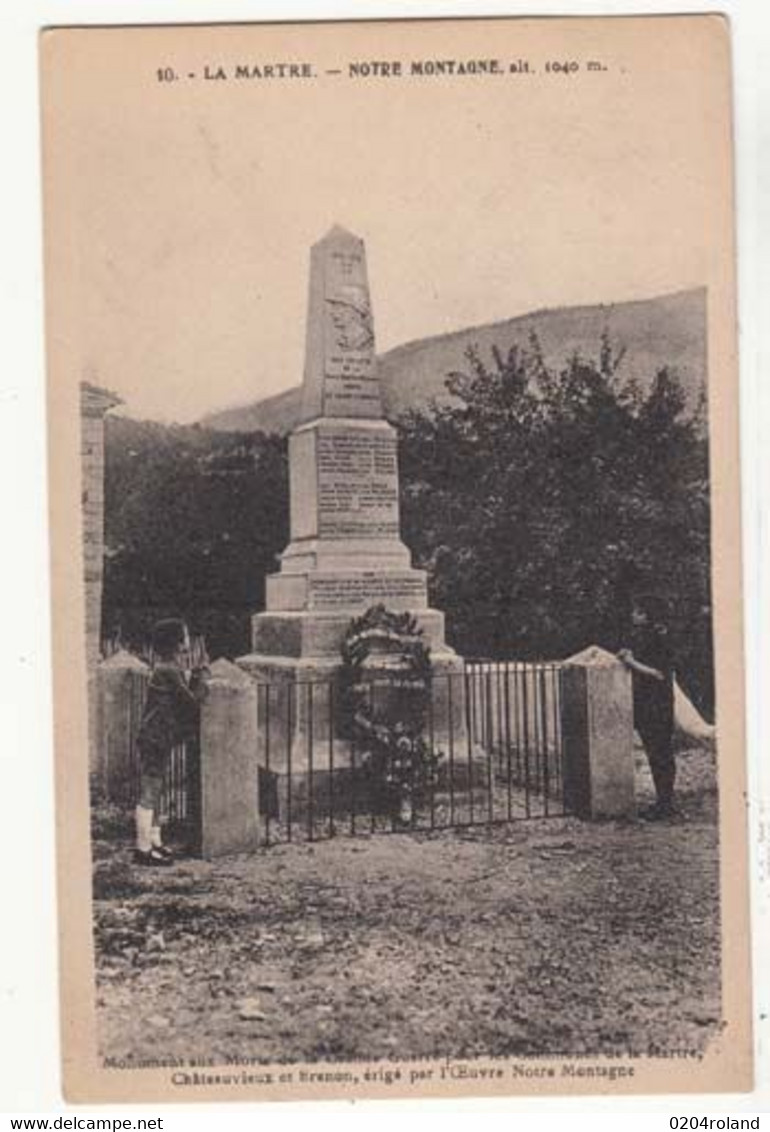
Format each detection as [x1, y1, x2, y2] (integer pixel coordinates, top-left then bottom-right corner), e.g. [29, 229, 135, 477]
[643, 731, 676, 807]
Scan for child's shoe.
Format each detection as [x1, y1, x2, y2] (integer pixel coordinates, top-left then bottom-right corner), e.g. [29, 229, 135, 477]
[150, 826, 174, 861]
[640, 800, 682, 822]
[134, 846, 173, 867]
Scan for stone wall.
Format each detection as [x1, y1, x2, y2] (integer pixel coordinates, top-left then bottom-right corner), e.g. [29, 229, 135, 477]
[81, 382, 122, 772]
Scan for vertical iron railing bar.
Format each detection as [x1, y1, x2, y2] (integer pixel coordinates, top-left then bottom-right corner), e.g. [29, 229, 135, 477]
[496, 661, 504, 777]
[138, 673, 145, 810]
[540, 666, 550, 818]
[350, 705, 357, 838]
[533, 664, 542, 808]
[126, 673, 133, 808]
[448, 674, 455, 825]
[264, 684, 272, 847]
[428, 673, 436, 831]
[549, 665, 561, 813]
[179, 740, 185, 841]
[369, 679, 377, 834]
[307, 682, 315, 842]
[168, 743, 174, 826]
[328, 681, 335, 839]
[479, 663, 485, 749]
[286, 683, 293, 843]
[177, 742, 183, 842]
[504, 662, 513, 820]
[181, 742, 186, 822]
[185, 738, 191, 824]
[163, 735, 170, 825]
[389, 676, 398, 835]
[467, 668, 476, 826]
[480, 663, 486, 751]
[556, 666, 565, 814]
[129, 672, 138, 808]
[486, 662, 493, 753]
[539, 666, 546, 807]
[512, 662, 521, 789]
[485, 664, 494, 825]
[522, 664, 531, 818]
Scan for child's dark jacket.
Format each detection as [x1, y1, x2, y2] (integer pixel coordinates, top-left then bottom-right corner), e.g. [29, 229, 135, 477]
[137, 662, 205, 756]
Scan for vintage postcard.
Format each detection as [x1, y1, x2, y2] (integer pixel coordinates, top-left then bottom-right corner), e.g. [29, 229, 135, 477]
[41, 15, 750, 1103]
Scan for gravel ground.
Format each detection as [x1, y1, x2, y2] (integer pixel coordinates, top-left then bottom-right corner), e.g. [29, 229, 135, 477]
[93, 745, 720, 1065]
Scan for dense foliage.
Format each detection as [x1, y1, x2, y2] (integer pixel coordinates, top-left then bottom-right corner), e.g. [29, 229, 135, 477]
[398, 335, 713, 714]
[101, 331, 713, 715]
[102, 418, 288, 659]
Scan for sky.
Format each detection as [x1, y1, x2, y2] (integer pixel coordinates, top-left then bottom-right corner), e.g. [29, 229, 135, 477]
[44, 18, 728, 422]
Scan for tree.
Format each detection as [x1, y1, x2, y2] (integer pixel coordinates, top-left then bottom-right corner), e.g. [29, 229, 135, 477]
[102, 418, 289, 658]
[397, 335, 713, 715]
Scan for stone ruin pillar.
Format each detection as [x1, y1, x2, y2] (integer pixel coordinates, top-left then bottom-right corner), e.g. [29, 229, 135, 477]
[561, 647, 637, 819]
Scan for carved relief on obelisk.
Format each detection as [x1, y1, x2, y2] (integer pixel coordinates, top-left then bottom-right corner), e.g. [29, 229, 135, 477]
[300, 225, 380, 422]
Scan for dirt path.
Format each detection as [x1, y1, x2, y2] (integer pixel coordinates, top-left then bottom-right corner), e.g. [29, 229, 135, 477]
[93, 747, 720, 1065]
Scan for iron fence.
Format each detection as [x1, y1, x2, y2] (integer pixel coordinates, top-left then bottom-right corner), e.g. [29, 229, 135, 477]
[106, 659, 567, 851]
[256, 661, 567, 847]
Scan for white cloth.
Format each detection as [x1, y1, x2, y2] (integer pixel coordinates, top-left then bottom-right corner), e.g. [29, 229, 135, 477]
[673, 678, 716, 745]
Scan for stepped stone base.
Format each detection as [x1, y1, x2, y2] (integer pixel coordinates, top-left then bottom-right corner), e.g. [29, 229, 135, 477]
[263, 760, 489, 823]
[249, 606, 447, 660]
[266, 567, 428, 614]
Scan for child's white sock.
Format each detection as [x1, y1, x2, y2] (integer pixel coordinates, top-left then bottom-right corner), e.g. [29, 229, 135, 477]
[150, 825, 163, 849]
[135, 806, 154, 853]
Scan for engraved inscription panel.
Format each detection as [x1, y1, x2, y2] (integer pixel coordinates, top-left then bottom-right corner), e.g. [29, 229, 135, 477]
[317, 429, 399, 539]
[309, 574, 427, 611]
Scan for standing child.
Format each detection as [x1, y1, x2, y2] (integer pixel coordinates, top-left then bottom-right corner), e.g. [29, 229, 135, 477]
[618, 594, 678, 820]
[134, 618, 208, 866]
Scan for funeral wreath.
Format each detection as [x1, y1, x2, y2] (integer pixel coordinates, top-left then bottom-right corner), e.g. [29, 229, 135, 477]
[338, 604, 442, 823]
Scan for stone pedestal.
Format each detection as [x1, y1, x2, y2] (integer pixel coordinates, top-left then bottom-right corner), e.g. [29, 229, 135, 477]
[250, 413, 442, 660]
[238, 225, 467, 779]
[199, 659, 261, 857]
[561, 653, 637, 819]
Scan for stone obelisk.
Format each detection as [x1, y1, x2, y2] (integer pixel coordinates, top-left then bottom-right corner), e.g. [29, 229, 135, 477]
[239, 226, 465, 760]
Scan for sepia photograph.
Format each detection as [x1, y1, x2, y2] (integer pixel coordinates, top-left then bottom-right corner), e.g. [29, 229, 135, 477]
[40, 14, 750, 1102]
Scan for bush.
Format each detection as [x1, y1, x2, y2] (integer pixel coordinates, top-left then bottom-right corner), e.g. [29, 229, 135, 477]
[398, 335, 713, 716]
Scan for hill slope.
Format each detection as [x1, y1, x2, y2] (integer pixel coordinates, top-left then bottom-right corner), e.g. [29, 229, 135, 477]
[204, 288, 706, 434]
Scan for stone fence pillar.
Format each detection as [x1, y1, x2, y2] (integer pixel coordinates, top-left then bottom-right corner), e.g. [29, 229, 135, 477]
[96, 650, 149, 802]
[199, 659, 260, 858]
[561, 649, 636, 819]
